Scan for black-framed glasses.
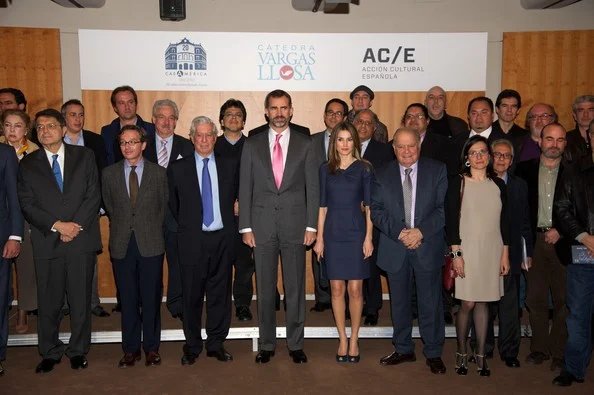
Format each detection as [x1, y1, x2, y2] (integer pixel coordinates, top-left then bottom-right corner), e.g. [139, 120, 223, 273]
[325, 110, 344, 118]
[119, 140, 141, 147]
[493, 152, 513, 160]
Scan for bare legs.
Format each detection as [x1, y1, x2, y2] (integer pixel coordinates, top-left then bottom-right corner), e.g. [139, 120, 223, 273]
[330, 279, 363, 358]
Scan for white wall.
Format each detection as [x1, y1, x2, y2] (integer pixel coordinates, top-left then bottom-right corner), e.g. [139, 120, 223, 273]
[1, 0, 593, 100]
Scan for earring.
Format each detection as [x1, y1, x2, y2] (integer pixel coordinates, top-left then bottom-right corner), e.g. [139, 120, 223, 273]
[465, 160, 470, 167]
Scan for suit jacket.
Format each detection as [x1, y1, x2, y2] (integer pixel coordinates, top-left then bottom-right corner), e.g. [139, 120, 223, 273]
[102, 159, 168, 260]
[371, 158, 448, 273]
[0, 145, 24, 245]
[168, 153, 239, 262]
[311, 130, 328, 168]
[507, 173, 534, 274]
[427, 112, 468, 138]
[17, 144, 101, 259]
[143, 134, 194, 166]
[82, 130, 107, 180]
[362, 139, 395, 170]
[248, 122, 310, 137]
[420, 130, 449, 164]
[239, 129, 319, 244]
[515, 158, 569, 263]
[101, 115, 156, 165]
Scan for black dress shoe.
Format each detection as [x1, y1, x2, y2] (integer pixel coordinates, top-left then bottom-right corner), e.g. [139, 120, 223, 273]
[504, 357, 521, 368]
[35, 358, 61, 374]
[364, 313, 378, 326]
[310, 302, 332, 312]
[380, 351, 416, 365]
[119, 351, 141, 368]
[236, 306, 252, 321]
[207, 348, 233, 362]
[112, 303, 122, 313]
[255, 350, 275, 363]
[145, 351, 161, 366]
[552, 370, 584, 387]
[70, 355, 88, 370]
[525, 351, 550, 365]
[289, 350, 308, 364]
[181, 352, 199, 366]
[91, 305, 110, 317]
[426, 357, 447, 374]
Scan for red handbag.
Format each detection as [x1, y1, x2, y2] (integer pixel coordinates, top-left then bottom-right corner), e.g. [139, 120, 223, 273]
[443, 175, 465, 292]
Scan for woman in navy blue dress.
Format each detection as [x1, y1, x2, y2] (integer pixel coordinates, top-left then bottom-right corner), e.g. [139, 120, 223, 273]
[313, 121, 373, 363]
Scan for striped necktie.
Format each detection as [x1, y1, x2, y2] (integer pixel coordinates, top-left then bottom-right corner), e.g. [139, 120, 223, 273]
[158, 140, 168, 167]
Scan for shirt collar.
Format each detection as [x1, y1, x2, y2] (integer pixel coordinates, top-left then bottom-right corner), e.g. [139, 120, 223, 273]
[125, 157, 144, 169]
[399, 160, 419, 175]
[155, 133, 174, 146]
[470, 126, 493, 139]
[195, 151, 215, 161]
[44, 141, 65, 159]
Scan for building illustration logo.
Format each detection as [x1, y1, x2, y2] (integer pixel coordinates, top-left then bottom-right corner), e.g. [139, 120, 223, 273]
[165, 37, 207, 74]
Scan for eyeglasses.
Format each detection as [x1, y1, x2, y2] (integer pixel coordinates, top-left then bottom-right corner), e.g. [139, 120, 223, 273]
[493, 152, 513, 160]
[528, 113, 553, 121]
[325, 110, 344, 118]
[405, 114, 426, 121]
[36, 123, 59, 132]
[355, 119, 374, 127]
[119, 140, 141, 147]
[468, 149, 488, 158]
[223, 112, 243, 119]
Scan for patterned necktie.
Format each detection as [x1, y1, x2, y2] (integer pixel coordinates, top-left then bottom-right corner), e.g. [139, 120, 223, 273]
[52, 154, 63, 192]
[129, 165, 139, 209]
[403, 168, 413, 228]
[272, 133, 283, 189]
[158, 140, 168, 167]
[201, 158, 214, 226]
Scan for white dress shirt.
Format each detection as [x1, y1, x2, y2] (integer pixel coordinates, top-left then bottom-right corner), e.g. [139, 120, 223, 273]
[469, 126, 493, 140]
[44, 143, 65, 180]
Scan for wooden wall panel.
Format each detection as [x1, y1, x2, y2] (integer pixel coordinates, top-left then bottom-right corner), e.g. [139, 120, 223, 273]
[0, 27, 63, 116]
[87, 89, 481, 297]
[502, 30, 594, 129]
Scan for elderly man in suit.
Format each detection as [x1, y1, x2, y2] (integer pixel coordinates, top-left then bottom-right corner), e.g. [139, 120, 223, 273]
[61, 98, 110, 318]
[0, 144, 23, 376]
[102, 125, 168, 368]
[143, 99, 194, 321]
[371, 127, 448, 374]
[169, 116, 239, 365]
[18, 108, 101, 374]
[354, 109, 394, 326]
[239, 89, 319, 364]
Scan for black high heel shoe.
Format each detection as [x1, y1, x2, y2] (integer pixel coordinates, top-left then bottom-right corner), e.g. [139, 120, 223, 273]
[476, 354, 491, 377]
[455, 352, 468, 375]
[347, 341, 360, 363]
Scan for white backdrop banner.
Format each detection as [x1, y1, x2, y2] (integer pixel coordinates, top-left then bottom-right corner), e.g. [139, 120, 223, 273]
[79, 30, 487, 92]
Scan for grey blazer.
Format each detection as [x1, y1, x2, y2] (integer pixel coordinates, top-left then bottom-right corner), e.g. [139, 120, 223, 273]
[239, 129, 319, 244]
[102, 159, 168, 260]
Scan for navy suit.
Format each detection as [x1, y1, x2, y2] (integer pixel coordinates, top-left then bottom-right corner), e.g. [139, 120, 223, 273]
[371, 158, 447, 358]
[101, 116, 156, 165]
[0, 145, 24, 362]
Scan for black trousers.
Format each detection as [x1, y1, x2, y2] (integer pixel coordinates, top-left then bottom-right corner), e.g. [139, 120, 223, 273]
[35, 251, 95, 360]
[0, 254, 10, 361]
[233, 236, 255, 307]
[113, 234, 164, 354]
[164, 227, 183, 317]
[181, 230, 232, 354]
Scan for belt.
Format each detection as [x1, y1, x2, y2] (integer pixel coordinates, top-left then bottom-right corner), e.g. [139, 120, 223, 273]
[536, 227, 551, 233]
[202, 229, 223, 234]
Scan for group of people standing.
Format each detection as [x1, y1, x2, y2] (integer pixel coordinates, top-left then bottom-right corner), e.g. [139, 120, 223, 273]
[0, 85, 593, 388]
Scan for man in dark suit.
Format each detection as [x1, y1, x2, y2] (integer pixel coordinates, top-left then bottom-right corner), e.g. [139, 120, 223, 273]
[515, 123, 568, 372]
[101, 85, 156, 165]
[353, 109, 394, 326]
[169, 116, 238, 365]
[309, 98, 348, 313]
[239, 90, 319, 364]
[18, 108, 101, 373]
[214, 98, 256, 322]
[424, 86, 468, 139]
[0, 144, 23, 377]
[102, 125, 167, 368]
[61, 99, 110, 318]
[371, 127, 448, 374]
[491, 138, 533, 368]
[143, 99, 194, 321]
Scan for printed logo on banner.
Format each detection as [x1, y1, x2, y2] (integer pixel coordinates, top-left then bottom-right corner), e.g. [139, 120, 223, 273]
[164, 38, 208, 87]
[360, 46, 425, 80]
[257, 44, 316, 81]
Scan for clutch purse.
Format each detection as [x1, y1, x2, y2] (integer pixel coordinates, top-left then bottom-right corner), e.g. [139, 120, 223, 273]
[443, 255, 457, 292]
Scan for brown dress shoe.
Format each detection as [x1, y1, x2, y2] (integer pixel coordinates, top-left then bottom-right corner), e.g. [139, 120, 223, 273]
[145, 351, 162, 366]
[380, 351, 416, 365]
[118, 352, 141, 368]
[426, 357, 447, 374]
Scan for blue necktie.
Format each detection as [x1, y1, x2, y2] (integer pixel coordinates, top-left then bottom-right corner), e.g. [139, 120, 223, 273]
[202, 158, 214, 226]
[52, 154, 63, 192]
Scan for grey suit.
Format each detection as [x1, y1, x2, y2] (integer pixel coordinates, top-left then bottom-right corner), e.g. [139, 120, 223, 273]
[239, 128, 319, 351]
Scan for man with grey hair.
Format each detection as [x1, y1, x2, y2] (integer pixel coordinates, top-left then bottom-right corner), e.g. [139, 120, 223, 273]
[424, 85, 468, 138]
[145, 99, 193, 321]
[168, 116, 239, 365]
[565, 95, 593, 165]
[518, 103, 558, 162]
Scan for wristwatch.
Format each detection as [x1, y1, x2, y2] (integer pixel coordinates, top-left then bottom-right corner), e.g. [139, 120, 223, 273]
[449, 249, 463, 259]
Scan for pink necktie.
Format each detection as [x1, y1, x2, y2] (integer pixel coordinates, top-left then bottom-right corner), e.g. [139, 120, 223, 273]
[272, 133, 283, 189]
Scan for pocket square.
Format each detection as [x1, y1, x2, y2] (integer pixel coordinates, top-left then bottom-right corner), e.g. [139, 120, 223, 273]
[177, 154, 183, 160]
